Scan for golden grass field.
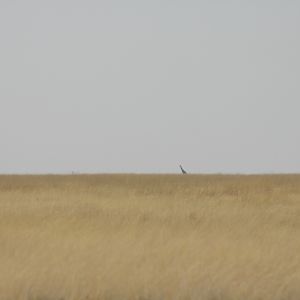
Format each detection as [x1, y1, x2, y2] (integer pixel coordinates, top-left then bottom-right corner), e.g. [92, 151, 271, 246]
[0, 174, 300, 300]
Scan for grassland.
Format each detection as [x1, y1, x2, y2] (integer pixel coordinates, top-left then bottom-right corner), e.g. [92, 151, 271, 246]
[0, 174, 300, 300]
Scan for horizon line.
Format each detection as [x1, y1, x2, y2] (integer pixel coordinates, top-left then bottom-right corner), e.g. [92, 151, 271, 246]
[0, 172, 300, 176]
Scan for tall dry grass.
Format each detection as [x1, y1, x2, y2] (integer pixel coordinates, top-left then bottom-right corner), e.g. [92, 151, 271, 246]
[0, 174, 300, 300]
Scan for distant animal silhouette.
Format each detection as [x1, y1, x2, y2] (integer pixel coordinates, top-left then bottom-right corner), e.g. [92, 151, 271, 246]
[179, 165, 187, 174]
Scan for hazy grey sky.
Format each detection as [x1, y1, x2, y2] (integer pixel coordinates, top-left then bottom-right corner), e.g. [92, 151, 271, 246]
[1, 0, 299, 173]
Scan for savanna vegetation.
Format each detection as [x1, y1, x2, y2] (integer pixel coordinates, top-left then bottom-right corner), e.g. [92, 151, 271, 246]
[0, 174, 300, 300]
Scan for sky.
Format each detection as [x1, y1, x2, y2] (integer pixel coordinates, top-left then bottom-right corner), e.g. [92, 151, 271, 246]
[0, 0, 299, 174]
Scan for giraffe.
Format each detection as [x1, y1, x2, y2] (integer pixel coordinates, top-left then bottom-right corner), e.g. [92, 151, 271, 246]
[179, 165, 187, 174]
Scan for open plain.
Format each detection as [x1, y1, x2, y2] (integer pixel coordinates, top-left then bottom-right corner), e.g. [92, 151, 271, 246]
[0, 174, 300, 300]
